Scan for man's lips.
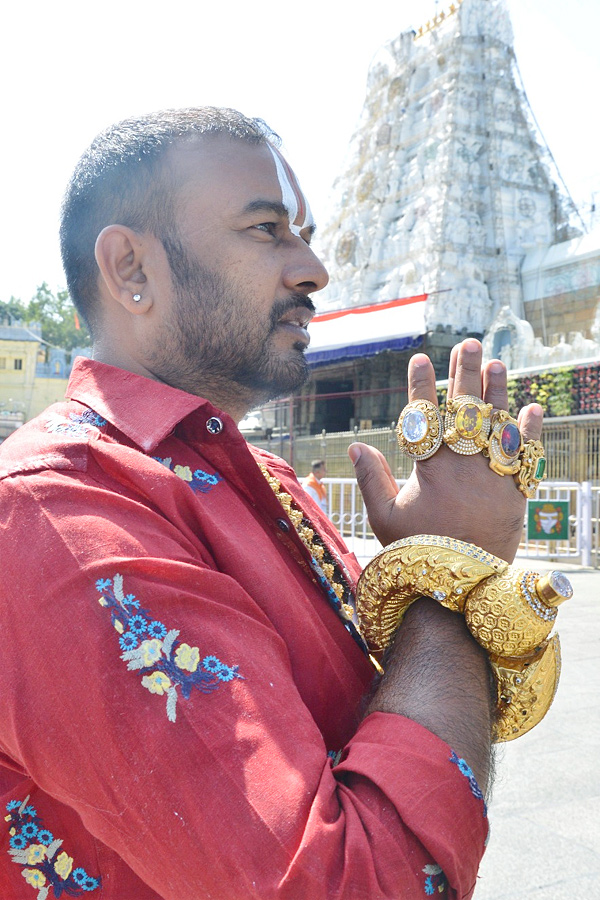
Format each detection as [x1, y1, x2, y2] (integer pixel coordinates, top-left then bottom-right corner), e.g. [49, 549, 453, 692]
[276, 306, 314, 345]
[277, 307, 314, 329]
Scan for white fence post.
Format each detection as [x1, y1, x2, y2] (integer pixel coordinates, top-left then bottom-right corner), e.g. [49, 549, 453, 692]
[580, 481, 593, 567]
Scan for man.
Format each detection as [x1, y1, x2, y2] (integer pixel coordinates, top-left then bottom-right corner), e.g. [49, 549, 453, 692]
[302, 459, 329, 514]
[0, 108, 542, 899]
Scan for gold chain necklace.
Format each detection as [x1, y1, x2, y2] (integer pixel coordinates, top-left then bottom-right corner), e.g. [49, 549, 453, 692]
[259, 463, 356, 617]
[259, 463, 383, 676]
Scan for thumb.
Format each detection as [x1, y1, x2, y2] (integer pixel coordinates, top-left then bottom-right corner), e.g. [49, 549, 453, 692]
[348, 442, 399, 517]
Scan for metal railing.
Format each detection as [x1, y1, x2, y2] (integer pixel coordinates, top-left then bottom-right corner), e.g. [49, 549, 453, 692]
[324, 478, 597, 567]
[593, 486, 600, 568]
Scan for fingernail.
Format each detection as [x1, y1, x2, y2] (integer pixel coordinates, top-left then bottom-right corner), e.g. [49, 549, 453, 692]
[489, 361, 504, 373]
[464, 339, 480, 353]
[348, 444, 362, 465]
[411, 354, 430, 368]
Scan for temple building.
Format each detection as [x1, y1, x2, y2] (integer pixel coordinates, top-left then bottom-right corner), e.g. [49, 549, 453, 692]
[269, 0, 600, 436]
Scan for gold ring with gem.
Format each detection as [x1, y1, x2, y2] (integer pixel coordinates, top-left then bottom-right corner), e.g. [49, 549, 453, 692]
[396, 399, 444, 461]
[484, 410, 523, 476]
[443, 394, 493, 456]
[515, 440, 546, 498]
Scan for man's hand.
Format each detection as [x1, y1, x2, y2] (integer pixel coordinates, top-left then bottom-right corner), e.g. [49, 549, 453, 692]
[348, 339, 543, 562]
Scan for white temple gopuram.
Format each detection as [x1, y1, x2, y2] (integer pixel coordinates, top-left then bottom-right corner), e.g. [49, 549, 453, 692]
[308, 0, 600, 376]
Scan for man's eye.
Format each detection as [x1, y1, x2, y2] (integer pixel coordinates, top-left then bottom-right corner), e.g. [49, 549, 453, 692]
[254, 222, 277, 235]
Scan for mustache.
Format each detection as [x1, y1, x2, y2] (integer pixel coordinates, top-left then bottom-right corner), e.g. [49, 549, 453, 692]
[269, 294, 316, 330]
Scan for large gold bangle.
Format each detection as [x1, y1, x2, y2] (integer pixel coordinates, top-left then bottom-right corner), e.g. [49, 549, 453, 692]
[464, 568, 570, 658]
[356, 535, 571, 742]
[356, 535, 507, 650]
[490, 636, 561, 741]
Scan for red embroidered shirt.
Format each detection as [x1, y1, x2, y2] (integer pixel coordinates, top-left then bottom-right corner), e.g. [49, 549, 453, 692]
[0, 358, 488, 900]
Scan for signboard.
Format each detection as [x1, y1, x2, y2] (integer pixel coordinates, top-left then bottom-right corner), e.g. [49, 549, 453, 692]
[527, 500, 570, 541]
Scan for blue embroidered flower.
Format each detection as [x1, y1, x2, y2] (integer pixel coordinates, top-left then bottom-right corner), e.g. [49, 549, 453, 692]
[68, 867, 101, 890]
[36, 828, 53, 845]
[449, 750, 487, 815]
[96, 578, 112, 592]
[72, 868, 87, 884]
[71, 411, 107, 428]
[147, 620, 167, 639]
[97, 574, 242, 722]
[128, 615, 147, 635]
[152, 457, 221, 494]
[9, 833, 27, 849]
[45, 409, 107, 438]
[5, 798, 101, 894]
[119, 632, 139, 651]
[202, 656, 236, 681]
[422, 864, 446, 895]
[456, 757, 474, 778]
[192, 468, 221, 493]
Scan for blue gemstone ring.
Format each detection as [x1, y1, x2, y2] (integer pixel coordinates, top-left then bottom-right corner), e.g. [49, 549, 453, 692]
[485, 410, 523, 476]
[396, 399, 444, 461]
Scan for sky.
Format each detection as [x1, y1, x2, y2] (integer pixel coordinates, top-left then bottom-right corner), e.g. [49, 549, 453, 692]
[1, 0, 599, 305]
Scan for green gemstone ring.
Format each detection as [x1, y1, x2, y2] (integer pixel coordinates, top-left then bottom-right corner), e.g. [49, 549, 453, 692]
[516, 439, 547, 498]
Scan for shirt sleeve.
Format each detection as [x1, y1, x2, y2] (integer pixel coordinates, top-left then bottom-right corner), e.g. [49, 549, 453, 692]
[0, 468, 488, 900]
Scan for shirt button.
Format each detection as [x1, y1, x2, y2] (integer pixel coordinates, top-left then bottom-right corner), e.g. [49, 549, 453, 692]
[206, 417, 223, 435]
[276, 518, 290, 533]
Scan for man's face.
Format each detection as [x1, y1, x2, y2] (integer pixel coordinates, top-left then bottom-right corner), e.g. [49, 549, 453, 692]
[146, 137, 328, 407]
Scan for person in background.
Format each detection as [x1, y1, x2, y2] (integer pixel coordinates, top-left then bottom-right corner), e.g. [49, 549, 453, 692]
[302, 458, 328, 515]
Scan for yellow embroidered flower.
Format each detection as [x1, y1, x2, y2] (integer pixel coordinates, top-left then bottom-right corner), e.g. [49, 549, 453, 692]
[141, 671, 172, 695]
[174, 465, 193, 481]
[174, 643, 200, 672]
[5, 814, 13, 822]
[26, 844, 47, 865]
[22, 868, 46, 887]
[140, 638, 162, 665]
[54, 851, 74, 880]
[9, 826, 15, 834]
[113, 619, 124, 633]
[98, 596, 109, 607]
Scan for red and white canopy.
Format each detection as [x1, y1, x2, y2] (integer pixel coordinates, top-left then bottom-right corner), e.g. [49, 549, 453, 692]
[305, 294, 428, 367]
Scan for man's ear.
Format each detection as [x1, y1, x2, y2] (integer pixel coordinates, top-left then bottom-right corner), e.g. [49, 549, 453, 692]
[95, 225, 151, 314]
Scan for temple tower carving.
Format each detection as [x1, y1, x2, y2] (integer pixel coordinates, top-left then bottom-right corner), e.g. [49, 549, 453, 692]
[317, 0, 580, 338]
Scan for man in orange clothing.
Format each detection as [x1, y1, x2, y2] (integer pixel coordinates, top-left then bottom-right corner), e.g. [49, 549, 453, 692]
[302, 458, 328, 515]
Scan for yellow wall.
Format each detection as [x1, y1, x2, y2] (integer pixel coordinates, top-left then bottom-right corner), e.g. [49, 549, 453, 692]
[0, 339, 69, 422]
[29, 378, 70, 419]
[0, 339, 38, 414]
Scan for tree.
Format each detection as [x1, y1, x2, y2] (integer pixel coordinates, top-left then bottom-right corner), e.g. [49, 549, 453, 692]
[0, 284, 91, 354]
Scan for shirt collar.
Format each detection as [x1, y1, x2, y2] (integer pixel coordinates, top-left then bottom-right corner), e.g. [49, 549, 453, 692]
[66, 357, 216, 452]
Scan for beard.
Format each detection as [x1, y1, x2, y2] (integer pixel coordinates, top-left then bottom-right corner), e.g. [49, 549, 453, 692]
[148, 232, 315, 403]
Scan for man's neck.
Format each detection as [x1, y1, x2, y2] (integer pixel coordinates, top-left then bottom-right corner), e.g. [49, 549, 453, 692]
[92, 342, 253, 424]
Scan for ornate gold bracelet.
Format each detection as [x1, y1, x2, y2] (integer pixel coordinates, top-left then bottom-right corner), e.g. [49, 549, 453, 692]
[356, 535, 508, 649]
[356, 535, 572, 741]
[490, 636, 561, 741]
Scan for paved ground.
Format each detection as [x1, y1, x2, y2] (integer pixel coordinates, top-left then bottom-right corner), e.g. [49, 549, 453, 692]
[473, 560, 600, 899]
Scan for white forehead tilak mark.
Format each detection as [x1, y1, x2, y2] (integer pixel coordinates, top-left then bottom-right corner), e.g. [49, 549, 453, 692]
[267, 144, 314, 237]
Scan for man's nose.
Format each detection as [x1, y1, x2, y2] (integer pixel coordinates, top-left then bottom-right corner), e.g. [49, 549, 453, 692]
[283, 242, 329, 294]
